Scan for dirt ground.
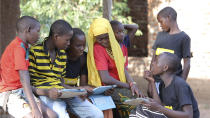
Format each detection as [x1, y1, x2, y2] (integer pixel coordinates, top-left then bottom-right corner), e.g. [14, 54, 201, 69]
[187, 78, 210, 118]
[134, 77, 210, 118]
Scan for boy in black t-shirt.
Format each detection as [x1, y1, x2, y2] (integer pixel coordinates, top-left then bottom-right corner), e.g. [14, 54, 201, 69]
[143, 52, 199, 118]
[149, 7, 191, 96]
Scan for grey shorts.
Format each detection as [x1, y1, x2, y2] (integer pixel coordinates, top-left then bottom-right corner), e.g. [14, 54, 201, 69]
[0, 88, 39, 118]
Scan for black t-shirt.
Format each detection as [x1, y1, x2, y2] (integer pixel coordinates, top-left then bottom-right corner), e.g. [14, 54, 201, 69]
[152, 31, 191, 75]
[64, 52, 87, 85]
[159, 76, 199, 118]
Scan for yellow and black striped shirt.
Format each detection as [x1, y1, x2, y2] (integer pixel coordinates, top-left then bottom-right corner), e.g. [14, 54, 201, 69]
[29, 40, 66, 89]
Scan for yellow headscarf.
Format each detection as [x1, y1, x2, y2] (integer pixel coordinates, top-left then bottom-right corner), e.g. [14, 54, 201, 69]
[87, 18, 126, 87]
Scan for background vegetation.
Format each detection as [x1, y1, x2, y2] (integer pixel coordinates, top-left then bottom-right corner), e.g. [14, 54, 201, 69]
[20, 0, 133, 39]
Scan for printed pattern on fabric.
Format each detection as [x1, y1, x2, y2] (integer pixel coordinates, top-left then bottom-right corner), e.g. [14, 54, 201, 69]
[29, 41, 66, 89]
[111, 88, 136, 118]
[129, 105, 167, 118]
[155, 48, 174, 55]
[63, 77, 79, 86]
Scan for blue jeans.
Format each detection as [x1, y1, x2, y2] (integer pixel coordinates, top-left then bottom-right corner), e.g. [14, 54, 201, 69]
[66, 97, 104, 118]
[39, 96, 104, 118]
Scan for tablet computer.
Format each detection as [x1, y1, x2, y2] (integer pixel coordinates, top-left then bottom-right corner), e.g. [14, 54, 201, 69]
[123, 98, 150, 106]
[92, 85, 117, 95]
[58, 89, 87, 98]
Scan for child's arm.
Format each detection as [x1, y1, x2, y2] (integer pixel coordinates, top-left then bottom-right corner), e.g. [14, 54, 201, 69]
[147, 82, 153, 97]
[182, 58, 190, 80]
[124, 24, 139, 40]
[19, 70, 43, 118]
[147, 50, 156, 97]
[98, 70, 129, 88]
[159, 105, 193, 118]
[33, 87, 61, 100]
[144, 71, 161, 104]
[80, 74, 88, 86]
[79, 75, 95, 93]
[150, 81, 162, 104]
[181, 35, 191, 80]
[144, 100, 193, 118]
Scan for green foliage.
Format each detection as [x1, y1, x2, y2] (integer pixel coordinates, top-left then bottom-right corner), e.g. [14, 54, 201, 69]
[20, 0, 139, 40]
[112, 0, 130, 23]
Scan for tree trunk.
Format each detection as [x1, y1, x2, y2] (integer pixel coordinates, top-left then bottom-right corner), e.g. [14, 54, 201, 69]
[0, 0, 20, 56]
[103, 0, 112, 21]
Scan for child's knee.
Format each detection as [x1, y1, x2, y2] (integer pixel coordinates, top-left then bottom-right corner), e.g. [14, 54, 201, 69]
[95, 111, 104, 118]
[45, 108, 58, 118]
[39, 101, 59, 118]
[48, 112, 58, 118]
[93, 108, 104, 118]
[23, 112, 33, 118]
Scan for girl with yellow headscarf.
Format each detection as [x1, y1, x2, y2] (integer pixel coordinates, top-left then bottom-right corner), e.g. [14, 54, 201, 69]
[87, 18, 142, 118]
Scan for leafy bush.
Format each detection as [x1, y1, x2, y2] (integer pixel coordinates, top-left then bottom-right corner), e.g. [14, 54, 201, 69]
[20, 0, 132, 40]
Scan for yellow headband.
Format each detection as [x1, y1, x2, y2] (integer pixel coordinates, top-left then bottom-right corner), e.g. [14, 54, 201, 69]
[87, 18, 126, 87]
[92, 18, 109, 36]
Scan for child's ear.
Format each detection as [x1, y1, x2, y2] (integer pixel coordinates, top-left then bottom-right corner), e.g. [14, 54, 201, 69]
[54, 34, 59, 41]
[27, 26, 31, 33]
[167, 15, 172, 21]
[23, 26, 30, 34]
[163, 64, 168, 72]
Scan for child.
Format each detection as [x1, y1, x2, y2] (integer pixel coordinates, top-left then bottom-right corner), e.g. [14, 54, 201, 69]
[149, 7, 191, 96]
[87, 18, 142, 118]
[62, 28, 103, 118]
[140, 52, 199, 118]
[0, 16, 56, 118]
[110, 20, 138, 68]
[63, 28, 90, 88]
[29, 20, 103, 118]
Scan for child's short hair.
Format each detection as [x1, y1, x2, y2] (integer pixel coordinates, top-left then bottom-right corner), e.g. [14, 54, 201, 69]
[110, 20, 122, 29]
[16, 16, 40, 33]
[71, 28, 85, 43]
[159, 52, 180, 72]
[48, 20, 72, 39]
[157, 7, 177, 21]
